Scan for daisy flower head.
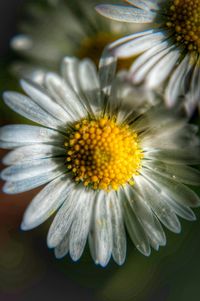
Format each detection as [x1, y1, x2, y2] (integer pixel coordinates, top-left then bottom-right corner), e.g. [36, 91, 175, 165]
[96, 0, 200, 116]
[1, 55, 200, 267]
[11, 0, 145, 82]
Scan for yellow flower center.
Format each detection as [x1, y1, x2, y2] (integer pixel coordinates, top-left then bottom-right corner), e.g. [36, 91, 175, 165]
[64, 117, 143, 191]
[166, 0, 200, 52]
[77, 32, 136, 70]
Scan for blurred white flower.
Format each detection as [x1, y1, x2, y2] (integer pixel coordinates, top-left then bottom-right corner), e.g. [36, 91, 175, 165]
[96, 0, 200, 116]
[11, 0, 144, 82]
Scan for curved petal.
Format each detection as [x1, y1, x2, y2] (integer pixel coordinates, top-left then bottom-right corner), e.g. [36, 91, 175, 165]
[47, 186, 83, 248]
[125, 186, 166, 247]
[54, 233, 70, 259]
[98, 48, 117, 100]
[21, 175, 72, 230]
[69, 190, 94, 261]
[78, 59, 101, 115]
[142, 169, 200, 208]
[1, 158, 63, 182]
[2, 169, 65, 194]
[0, 125, 65, 147]
[113, 32, 166, 58]
[3, 92, 63, 130]
[95, 4, 155, 23]
[120, 189, 151, 256]
[143, 160, 200, 186]
[93, 191, 112, 267]
[61, 56, 80, 94]
[20, 79, 70, 124]
[45, 72, 87, 120]
[135, 175, 181, 233]
[110, 192, 126, 265]
[2, 144, 65, 165]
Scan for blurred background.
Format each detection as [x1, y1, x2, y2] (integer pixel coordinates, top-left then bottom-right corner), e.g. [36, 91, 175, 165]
[0, 1, 200, 300]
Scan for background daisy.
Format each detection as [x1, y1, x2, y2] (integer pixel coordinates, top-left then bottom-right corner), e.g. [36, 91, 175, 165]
[96, 0, 200, 116]
[11, 0, 146, 82]
[1, 55, 200, 267]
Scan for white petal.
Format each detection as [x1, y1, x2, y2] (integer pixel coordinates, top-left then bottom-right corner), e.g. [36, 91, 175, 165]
[3, 169, 65, 194]
[44, 72, 86, 120]
[99, 48, 117, 98]
[110, 192, 126, 265]
[78, 59, 101, 115]
[191, 57, 200, 102]
[2, 144, 65, 165]
[125, 186, 166, 246]
[143, 161, 200, 186]
[0, 141, 26, 149]
[3, 92, 62, 130]
[142, 169, 196, 221]
[54, 233, 70, 259]
[95, 4, 155, 23]
[164, 195, 196, 221]
[139, 112, 200, 151]
[21, 175, 72, 230]
[165, 54, 190, 107]
[88, 231, 98, 264]
[133, 106, 175, 132]
[125, 0, 151, 11]
[0, 125, 65, 146]
[121, 189, 150, 256]
[127, 0, 159, 10]
[141, 131, 200, 151]
[135, 174, 181, 233]
[147, 216, 166, 250]
[145, 48, 180, 88]
[105, 75, 127, 121]
[79, 59, 100, 93]
[139, 118, 186, 142]
[1, 158, 63, 182]
[47, 186, 81, 248]
[20, 79, 70, 124]
[142, 168, 200, 208]
[184, 56, 200, 116]
[113, 32, 165, 58]
[144, 148, 200, 165]
[69, 190, 94, 261]
[61, 57, 80, 94]
[109, 29, 154, 50]
[130, 40, 169, 74]
[131, 44, 172, 83]
[93, 191, 112, 267]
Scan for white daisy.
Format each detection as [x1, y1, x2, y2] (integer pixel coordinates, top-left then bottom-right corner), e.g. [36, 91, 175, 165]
[1, 56, 200, 267]
[11, 0, 144, 82]
[96, 0, 200, 116]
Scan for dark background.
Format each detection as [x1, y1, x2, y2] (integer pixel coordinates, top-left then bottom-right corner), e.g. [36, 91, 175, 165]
[0, 0, 25, 57]
[0, 1, 200, 301]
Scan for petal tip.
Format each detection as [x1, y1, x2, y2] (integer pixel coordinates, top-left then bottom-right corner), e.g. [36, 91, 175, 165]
[47, 235, 56, 249]
[54, 249, 65, 260]
[95, 4, 106, 14]
[2, 91, 11, 102]
[20, 222, 29, 231]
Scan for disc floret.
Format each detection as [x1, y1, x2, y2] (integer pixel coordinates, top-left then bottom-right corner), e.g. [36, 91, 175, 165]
[65, 117, 143, 191]
[166, 0, 200, 52]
